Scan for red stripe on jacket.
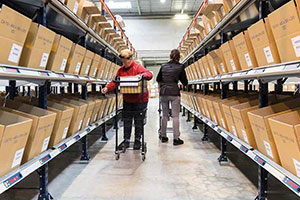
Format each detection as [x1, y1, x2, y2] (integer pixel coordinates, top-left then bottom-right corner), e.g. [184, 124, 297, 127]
[106, 61, 153, 103]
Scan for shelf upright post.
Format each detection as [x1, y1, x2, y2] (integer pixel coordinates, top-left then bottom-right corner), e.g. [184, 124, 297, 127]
[37, 80, 52, 200]
[80, 84, 90, 161]
[275, 79, 283, 94]
[244, 80, 249, 93]
[68, 83, 72, 93]
[201, 83, 209, 142]
[233, 81, 238, 93]
[186, 84, 191, 122]
[92, 84, 96, 92]
[218, 82, 229, 163]
[8, 80, 16, 100]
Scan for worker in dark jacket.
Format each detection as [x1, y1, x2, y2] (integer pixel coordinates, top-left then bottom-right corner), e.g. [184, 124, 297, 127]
[156, 49, 188, 145]
[102, 49, 153, 150]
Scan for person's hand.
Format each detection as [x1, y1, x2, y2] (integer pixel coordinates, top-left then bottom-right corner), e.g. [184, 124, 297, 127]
[101, 87, 108, 94]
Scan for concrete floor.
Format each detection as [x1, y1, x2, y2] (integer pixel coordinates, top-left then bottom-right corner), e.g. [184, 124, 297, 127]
[52, 97, 257, 200]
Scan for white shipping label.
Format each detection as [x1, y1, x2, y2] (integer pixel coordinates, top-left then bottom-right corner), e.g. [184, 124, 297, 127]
[85, 65, 90, 75]
[264, 46, 274, 63]
[202, 69, 206, 76]
[106, 72, 109, 79]
[93, 22, 97, 30]
[231, 0, 236, 5]
[291, 35, 300, 57]
[207, 69, 211, 76]
[213, 115, 217, 123]
[93, 68, 98, 76]
[206, 111, 210, 118]
[232, 126, 237, 137]
[230, 59, 236, 70]
[60, 58, 67, 71]
[100, 70, 104, 78]
[40, 53, 49, 68]
[241, 129, 249, 144]
[263, 140, 274, 158]
[213, 66, 217, 75]
[62, 127, 69, 139]
[207, 24, 212, 32]
[73, 2, 79, 13]
[41, 137, 50, 152]
[213, 17, 217, 25]
[221, 7, 225, 16]
[11, 148, 25, 168]
[293, 159, 300, 177]
[220, 63, 225, 73]
[75, 62, 81, 73]
[94, 113, 98, 121]
[78, 120, 83, 131]
[221, 118, 226, 128]
[84, 14, 89, 24]
[244, 53, 253, 67]
[86, 118, 91, 127]
[8, 43, 22, 63]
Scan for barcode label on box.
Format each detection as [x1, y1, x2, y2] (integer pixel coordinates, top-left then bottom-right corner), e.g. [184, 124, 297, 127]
[232, 125, 237, 137]
[94, 114, 98, 121]
[264, 46, 274, 63]
[40, 53, 49, 68]
[11, 148, 24, 168]
[293, 158, 300, 177]
[84, 14, 89, 24]
[291, 35, 300, 57]
[93, 68, 98, 76]
[78, 120, 83, 131]
[85, 65, 90, 75]
[264, 140, 274, 158]
[213, 66, 217, 75]
[241, 129, 249, 143]
[75, 62, 81, 73]
[41, 137, 50, 152]
[60, 58, 67, 71]
[244, 53, 252, 67]
[86, 118, 91, 127]
[8, 43, 22, 64]
[207, 68, 211, 76]
[230, 59, 236, 71]
[62, 127, 69, 139]
[73, 2, 79, 13]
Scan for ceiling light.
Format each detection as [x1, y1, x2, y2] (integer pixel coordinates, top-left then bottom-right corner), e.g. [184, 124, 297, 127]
[107, 1, 132, 9]
[174, 14, 190, 20]
[160, 0, 166, 3]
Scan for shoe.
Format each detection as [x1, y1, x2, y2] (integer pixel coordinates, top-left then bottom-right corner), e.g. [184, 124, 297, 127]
[133, 140, 141, 150]
[123, 140, 130, 149]
[173, 138, 184, 146]
[159, 135, 169, 143]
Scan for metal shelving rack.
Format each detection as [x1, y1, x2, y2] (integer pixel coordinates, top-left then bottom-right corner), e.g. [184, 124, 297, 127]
[0, 1, 125, 199]
[179, 0, 300, 199]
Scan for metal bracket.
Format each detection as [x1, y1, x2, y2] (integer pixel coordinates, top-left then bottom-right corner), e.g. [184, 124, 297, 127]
[218, 137, 228, 163]
[201, 123, 210, 142]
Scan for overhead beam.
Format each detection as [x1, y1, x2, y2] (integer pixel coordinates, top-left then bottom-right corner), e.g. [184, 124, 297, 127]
[136, 0, 142, 15]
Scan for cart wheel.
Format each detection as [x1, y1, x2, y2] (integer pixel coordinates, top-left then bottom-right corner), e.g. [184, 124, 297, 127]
[144, 144, 147, 153]
[115, 154, 120, 160]
[142, 154, 146, 161]
[122, 147, 126, 153]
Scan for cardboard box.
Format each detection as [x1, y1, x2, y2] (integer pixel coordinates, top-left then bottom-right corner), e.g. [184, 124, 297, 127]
[198, 59, 207, 78]
[248, 98, 300, 164]
[98, 98, 108, 119]
[77, 0, 101, 23]
[268, 1, 300, 63]
[65, 43, 86, 74]
[19, 23, 56, 69]
[79, 50, 94, 76]
[47, 34, 72, 72]
[248, 18, 281, 66]
[194, 60, 203, 79]
[202, 56, 213, 77]
[0, 110, 32, 177]
[268, 110, 300, 178]
[104, 60, 112, 80]
[220, 40, 241, 72]
[49, 97, 87, 137]
[103, 97, 113, 117]
[207, 51, 220, 76]
[101, 59, 110, 79]
[202, 15, 213, 35]
[0, 5, 31, 65]
[89, 54, 101, 77]
[66, 0, 81, 15]
[1, 100, 56, 163]
[232, 31, 258, 70]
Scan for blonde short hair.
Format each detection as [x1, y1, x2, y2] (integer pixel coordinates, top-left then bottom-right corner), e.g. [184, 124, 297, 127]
[119, 49, 133, 59]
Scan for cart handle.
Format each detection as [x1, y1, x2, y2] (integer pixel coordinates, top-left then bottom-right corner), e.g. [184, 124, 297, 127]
[113, 75, 144, 83]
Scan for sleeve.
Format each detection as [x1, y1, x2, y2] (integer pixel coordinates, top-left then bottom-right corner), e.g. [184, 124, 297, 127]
[156, 67, 162, 83]
[180, 66, 188, 86]
[137, 64, 153, 80]
[106, 68, 121, 92]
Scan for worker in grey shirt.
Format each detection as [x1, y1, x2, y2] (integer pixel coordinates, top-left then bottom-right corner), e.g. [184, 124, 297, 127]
[156, 49, 188, 145]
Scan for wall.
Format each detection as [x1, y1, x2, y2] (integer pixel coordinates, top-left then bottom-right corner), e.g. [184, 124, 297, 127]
[123, 18, 191, 59]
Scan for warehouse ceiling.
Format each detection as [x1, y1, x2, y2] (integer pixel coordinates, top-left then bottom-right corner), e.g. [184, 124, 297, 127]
[92, 0, 202, 18]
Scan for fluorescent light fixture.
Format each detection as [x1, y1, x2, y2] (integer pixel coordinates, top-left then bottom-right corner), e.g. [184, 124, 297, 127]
[160, 0, 166, 3]
[174, 14, 190, 20]
[107, 1, 132, 9]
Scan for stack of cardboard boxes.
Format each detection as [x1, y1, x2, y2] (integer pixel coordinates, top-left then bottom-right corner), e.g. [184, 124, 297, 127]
[182, 90, 300, 179]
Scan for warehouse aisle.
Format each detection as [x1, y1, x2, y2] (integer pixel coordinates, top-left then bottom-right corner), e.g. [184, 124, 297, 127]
[56, 98, 256, 200]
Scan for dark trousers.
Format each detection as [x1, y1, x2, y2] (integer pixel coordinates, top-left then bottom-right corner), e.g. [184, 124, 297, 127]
[123, 101, 148, 141]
